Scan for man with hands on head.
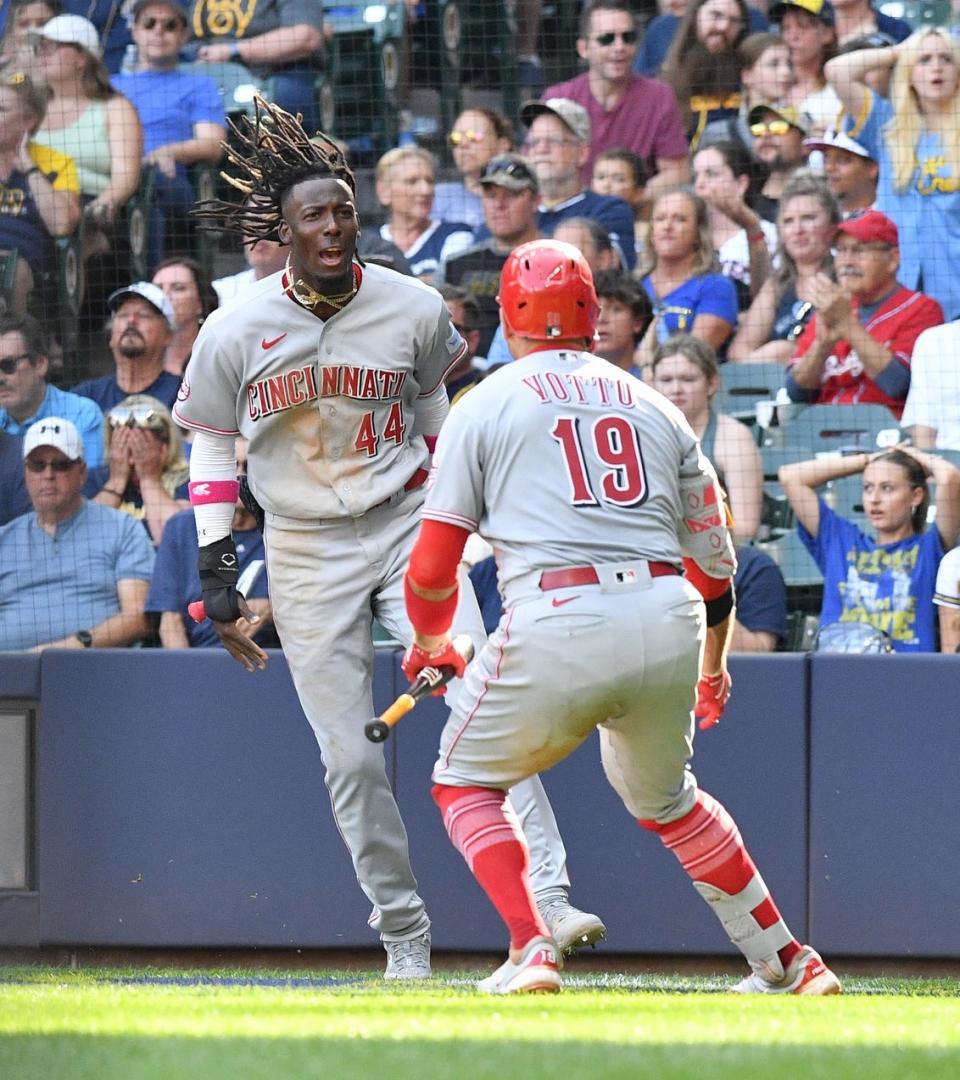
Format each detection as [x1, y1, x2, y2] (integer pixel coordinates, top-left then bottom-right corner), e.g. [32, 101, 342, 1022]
[785, 209, 943, 417]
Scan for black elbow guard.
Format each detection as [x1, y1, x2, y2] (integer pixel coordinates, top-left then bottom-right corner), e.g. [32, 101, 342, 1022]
[704, 584, 735, 627]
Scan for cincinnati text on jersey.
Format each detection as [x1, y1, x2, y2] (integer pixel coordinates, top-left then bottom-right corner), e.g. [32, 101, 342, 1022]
[246, 364, 409, 420]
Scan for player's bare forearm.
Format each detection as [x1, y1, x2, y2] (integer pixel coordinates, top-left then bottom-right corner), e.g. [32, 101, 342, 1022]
[703, 611, 734, 676]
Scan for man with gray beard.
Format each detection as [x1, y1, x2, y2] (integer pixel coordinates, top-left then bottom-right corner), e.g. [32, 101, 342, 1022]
[784, 210, 944, 418]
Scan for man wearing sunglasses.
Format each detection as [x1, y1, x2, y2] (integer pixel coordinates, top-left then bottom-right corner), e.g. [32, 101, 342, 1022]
[748, 103, 811, 221]
[112, 0, 226, 261]
[0, 312, 104, 466]
[542, 0, 689, 194]
[71, 281, 180, 414]
[0, 416, 155, 651]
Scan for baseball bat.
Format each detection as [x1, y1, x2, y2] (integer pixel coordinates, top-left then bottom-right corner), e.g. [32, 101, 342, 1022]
[364, 634, 475, 743]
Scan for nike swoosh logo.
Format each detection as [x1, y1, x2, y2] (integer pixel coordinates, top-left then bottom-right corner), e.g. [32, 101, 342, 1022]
[261, 333, 287, 350]
[551, 596, 578, 607]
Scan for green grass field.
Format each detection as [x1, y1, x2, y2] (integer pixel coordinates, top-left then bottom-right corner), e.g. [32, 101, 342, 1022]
[2, 965, 960, 1080]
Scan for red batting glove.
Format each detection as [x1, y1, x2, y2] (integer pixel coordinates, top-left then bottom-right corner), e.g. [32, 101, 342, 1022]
[401, 638, 468, 694]
[696, 670, 732, 731]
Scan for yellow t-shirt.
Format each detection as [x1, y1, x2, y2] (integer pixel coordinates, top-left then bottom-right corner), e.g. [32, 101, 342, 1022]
[28, 143, 80, 194]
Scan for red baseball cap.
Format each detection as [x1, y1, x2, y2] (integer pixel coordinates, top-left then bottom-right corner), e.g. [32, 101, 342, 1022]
[835, 210, 898, 247]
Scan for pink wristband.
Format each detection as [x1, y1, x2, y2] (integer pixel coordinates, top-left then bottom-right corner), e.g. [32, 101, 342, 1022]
[189, 479, 240, 505]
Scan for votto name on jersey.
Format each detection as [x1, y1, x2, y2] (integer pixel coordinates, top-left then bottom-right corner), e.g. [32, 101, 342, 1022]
[246, 364, 409, 421]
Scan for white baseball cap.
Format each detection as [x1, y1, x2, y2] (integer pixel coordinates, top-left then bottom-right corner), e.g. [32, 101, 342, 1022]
[36, 15, 102, 57]
[803, 129, 874, 160]
[108, 281, 176, 329]
[22, 417, 85, 462]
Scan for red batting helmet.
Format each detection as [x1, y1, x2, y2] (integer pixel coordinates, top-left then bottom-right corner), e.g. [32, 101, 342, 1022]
[497, 239, 600, 342]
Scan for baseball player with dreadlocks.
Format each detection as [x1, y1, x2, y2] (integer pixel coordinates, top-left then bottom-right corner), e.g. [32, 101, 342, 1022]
[402, 238, 842, 996]
[171, 100, 604, 978]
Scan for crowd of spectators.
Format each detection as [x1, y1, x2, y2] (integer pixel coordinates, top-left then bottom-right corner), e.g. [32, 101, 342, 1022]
[1, 0, 959, 656]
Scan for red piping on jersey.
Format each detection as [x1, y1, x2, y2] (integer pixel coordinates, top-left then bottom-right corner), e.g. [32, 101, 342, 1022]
[171, 406, 241, 438]
[419, 337, 469, 398]
[439, 605, 516, 773]
[421, 507, 479, 532]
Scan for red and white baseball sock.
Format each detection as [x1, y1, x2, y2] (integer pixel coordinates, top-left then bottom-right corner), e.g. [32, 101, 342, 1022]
[433, 783, 549, 950]
[640, 789, 802, 980]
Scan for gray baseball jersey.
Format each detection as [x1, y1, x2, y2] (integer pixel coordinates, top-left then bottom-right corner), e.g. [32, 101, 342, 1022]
[173, 264, 576, 942]
[423, 347, 732, 811]
[172, 262, 467, 519]
[423, 348, 719, 602]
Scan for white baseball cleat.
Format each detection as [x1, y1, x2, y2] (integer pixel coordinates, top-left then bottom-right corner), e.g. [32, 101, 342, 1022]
[477, 935, 562, 995]
[732, 945, 841, 995]
[537, 891, 607, 955]
[383, 930, 432, 980]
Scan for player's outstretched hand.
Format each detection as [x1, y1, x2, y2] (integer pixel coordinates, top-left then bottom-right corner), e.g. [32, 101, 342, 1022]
[402, 636, 468, 694]
[696, 669, 732, 731]
[213, 595, 269, 673]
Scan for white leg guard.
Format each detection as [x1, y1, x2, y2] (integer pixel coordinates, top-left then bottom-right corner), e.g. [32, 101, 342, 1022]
[693, 871, 794, 982]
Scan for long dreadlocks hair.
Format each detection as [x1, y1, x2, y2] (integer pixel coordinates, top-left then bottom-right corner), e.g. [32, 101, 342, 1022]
[192, 96, 356, 243]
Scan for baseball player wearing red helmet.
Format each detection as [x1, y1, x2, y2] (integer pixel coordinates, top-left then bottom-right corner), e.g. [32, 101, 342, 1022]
[403, 238, 841, 995]
[171, 103, 604, 979]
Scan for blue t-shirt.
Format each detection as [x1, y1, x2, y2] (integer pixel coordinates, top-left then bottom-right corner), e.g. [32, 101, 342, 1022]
[642, 273, 739, 342]
[112, 70, 225, 180]
[0, 500, 155, 650]
[71, 371, 182, 415]
[146, 507, 270, 647]
[734, 544, 787, 644]
[0, 384, 105, 467]
[0, 430, 30, 526]
[846, 91, 960, 320]
[539, 190, 637, 272]
[799, 499, 943, 652]
[433, 182, 484, 229]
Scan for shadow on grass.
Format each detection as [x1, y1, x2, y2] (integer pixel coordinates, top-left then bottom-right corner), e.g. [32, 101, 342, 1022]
[2, 1035, 958, 1080]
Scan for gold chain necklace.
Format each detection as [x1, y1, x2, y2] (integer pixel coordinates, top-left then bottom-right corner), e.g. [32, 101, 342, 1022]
[286, 257, 357, 313]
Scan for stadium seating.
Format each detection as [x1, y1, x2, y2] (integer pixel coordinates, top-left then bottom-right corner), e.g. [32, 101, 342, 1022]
[715, 362, 787, 429]
[322, 1, 406, 158]
[764, 402, 902, 454]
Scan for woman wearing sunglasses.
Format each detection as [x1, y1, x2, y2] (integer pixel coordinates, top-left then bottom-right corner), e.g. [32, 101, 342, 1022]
[89, 393, 189, 543]
[433, 107, 512, 229]
[729, 171, 840, 362]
